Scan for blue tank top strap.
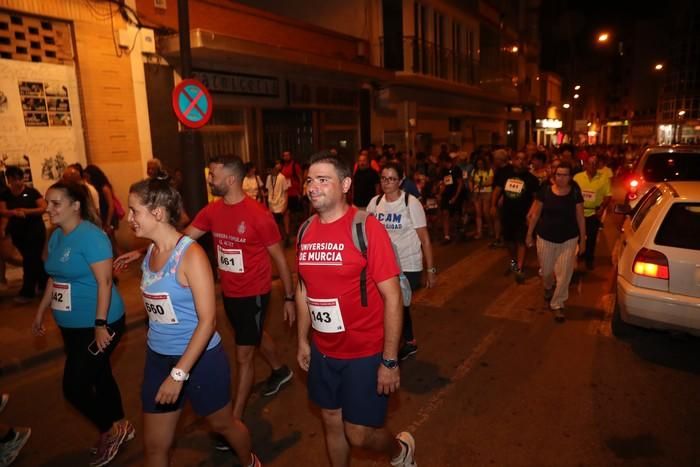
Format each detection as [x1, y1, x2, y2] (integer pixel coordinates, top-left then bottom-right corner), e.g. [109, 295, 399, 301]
[168, 236, 194, 275]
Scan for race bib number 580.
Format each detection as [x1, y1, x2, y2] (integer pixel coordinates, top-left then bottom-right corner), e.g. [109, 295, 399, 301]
[307, 297, 345, 333]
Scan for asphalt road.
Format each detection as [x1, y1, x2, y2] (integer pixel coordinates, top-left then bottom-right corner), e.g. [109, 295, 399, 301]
[2, 200, 700, 467]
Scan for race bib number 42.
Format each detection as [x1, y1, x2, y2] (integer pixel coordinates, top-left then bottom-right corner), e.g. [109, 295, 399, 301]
[143, 292, 179, 324]
[51, 282, 71, 312]
[505, 178, 524, 194]
[218, 246, 244, 273]
[307, 297, 345, 333]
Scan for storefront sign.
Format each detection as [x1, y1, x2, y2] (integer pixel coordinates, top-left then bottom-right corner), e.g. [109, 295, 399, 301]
[193, 70, 279, 97]
[539, 119, 562, 129]
[172, 79, 213, 129]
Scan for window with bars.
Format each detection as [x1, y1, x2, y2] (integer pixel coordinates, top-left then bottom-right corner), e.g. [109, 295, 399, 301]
[0, 11, 73, 64]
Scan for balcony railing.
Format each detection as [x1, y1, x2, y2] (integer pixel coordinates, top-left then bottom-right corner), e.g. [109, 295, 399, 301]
[380, 36, 479, 86]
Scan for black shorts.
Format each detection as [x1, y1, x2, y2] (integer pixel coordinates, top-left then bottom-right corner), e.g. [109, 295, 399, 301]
[223, 293, 271, 346]
[440, 194, 461, 215]
[272, 212, 284, 224]
[501, 215, 528, 243]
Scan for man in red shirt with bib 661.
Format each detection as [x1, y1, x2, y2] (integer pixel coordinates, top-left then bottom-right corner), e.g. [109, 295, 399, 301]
[187, 156, 296, 422]
[296, 153, 417, 467]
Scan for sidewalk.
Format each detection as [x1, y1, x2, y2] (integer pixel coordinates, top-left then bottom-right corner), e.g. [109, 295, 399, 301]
[0, 264, 148, 377]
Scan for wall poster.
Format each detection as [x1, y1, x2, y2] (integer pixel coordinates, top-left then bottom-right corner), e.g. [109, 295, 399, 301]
[0, 60, 85, 195]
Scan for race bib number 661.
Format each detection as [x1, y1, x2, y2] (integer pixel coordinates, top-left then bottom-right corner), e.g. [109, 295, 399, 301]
[218, 246, 244, 273]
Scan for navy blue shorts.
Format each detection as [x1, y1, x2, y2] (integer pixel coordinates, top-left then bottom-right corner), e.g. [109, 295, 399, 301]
[142, 343, 231, 417]
[308, 343, 388, 427]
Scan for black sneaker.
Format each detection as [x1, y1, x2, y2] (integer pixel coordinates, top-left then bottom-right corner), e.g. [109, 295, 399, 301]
[399, 342, 418, 361]
[262, 365, 293, 396]
[514, 269, 525, 284]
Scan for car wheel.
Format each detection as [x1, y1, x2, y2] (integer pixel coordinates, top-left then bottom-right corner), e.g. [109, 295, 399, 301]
[611, 296, 636, 338]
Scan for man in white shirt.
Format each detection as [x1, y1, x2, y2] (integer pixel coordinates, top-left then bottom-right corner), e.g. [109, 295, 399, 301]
[266, 159, 290, 238]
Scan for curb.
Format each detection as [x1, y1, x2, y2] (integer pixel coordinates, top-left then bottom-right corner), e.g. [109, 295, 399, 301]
[0, 315, 148, 378]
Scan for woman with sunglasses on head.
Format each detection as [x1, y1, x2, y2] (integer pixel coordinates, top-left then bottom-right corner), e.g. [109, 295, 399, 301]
[526, 161, 586, 322]
[32, 181, 132, 467]
[127, 178, 260, 467]
[366, 162, 436, 362]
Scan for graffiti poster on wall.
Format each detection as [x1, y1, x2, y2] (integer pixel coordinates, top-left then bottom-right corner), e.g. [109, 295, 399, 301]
[18, 80, 72, 128]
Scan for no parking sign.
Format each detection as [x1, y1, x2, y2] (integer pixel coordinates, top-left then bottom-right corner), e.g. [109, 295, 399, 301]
[171, 79, 213, 129]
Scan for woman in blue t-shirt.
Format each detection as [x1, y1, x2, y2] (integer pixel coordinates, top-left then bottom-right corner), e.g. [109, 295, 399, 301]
[126, 178, 260, 467]
[32, 181, 132, 466]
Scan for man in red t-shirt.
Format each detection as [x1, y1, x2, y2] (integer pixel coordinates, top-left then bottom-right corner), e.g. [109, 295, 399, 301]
[280, 150, 303, 243]
[185, 155, 297, 422]
[296, 154, 417, 466]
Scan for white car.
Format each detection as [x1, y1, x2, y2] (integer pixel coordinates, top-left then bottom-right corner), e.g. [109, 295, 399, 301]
[613, 181, 700, 336]
[624, 145, 700, 209]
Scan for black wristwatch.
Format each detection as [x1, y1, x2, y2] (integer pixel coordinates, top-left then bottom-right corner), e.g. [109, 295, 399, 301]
[381, 357, 399, 369]
[94, 319, 108, 327]
[284, 294, 295, 302]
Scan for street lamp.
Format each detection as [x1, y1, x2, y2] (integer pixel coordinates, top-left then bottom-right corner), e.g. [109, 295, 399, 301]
[574, 85, 581, 90]
[654, 63, 664, 71]
[678, 110, 686, 116]
[563, 103, 571, 109]
[574, 94, 580, 99]
[597, 32, 609, 43]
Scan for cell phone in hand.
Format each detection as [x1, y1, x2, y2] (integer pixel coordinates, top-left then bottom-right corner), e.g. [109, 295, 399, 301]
[88, 326, 115, 356]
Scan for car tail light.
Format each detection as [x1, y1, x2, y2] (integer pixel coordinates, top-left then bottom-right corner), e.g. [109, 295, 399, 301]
[632, 248, 669, 280]
[627, 178, 642, 200]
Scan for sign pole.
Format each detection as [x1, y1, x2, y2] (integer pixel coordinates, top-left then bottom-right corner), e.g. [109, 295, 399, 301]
[177, 0, 208, 217]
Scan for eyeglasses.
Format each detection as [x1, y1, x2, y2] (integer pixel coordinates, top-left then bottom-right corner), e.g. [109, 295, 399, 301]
[380, 177, 399, 182]
[554, 173, 570, 177]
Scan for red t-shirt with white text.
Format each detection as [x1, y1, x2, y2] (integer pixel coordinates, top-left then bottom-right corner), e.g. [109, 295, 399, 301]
[297, 207, 399, 359]
[192, 197, 281, 297]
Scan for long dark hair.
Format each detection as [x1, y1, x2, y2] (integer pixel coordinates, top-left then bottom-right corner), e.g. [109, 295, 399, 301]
[48, 181, 101, 227]
[84, 164, 112, 191]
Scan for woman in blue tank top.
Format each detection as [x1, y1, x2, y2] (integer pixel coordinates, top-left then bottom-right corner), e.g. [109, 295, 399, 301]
[127, 178, 260, 467]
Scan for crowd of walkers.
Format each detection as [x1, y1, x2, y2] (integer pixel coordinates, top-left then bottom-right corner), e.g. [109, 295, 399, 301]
[0, 139, 626, 466]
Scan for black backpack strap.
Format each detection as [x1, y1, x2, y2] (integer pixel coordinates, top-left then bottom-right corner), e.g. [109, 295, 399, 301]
[351, 210, 370, 307]
[296, 215, 316, 288]
[404, 191, 409, 206]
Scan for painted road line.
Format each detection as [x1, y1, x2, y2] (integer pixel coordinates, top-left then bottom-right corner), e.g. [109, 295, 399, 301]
[406, 328, 502, 434]
[413, 248, 507, 308]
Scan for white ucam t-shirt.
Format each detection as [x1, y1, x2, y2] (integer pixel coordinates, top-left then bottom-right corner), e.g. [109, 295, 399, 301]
[366, 191, 427, 272]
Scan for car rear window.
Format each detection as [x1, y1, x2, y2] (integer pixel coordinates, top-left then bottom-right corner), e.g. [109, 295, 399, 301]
[642, 152, 700, 182]
[631, 187, 663, 231]
[655, 203, 700, 250]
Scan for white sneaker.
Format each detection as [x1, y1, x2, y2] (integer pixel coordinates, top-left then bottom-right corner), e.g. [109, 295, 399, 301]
[391, 432, 416, 467]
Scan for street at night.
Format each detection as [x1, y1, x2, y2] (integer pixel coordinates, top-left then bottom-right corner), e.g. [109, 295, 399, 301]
[2, 181, 700, 466]
[1, 0, 700, 466]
